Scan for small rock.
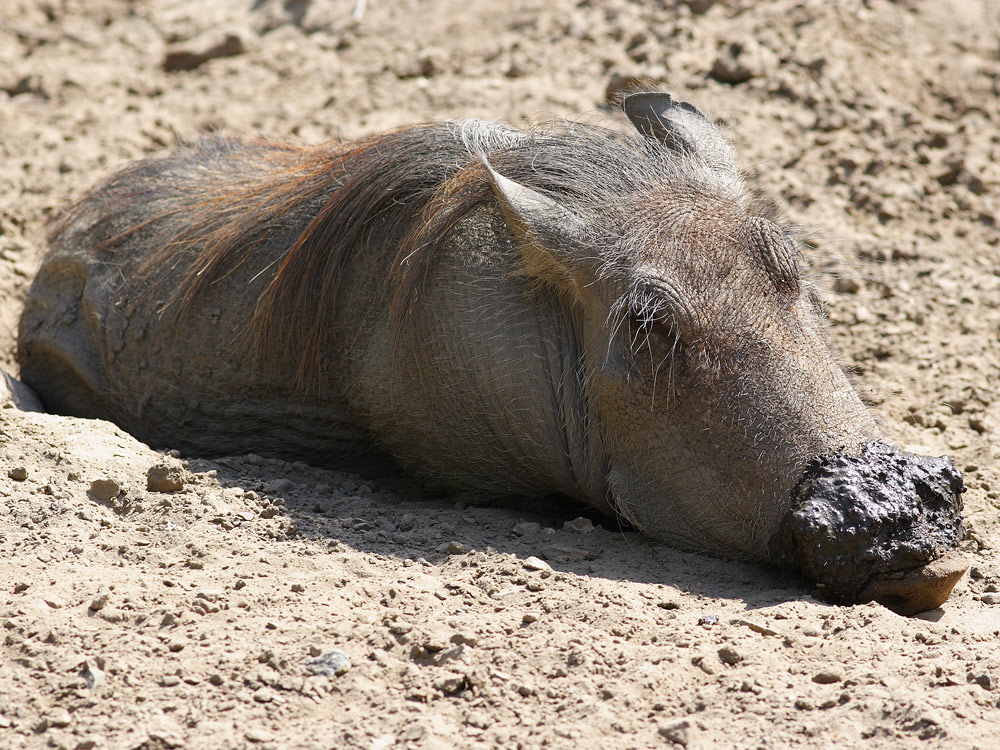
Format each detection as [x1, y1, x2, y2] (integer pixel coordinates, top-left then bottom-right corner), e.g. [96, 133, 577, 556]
[563, 517, 595, 533]
[434, 673, 467, 695]
[981, 593, 1000, 605]
[834, 277, 861, 295]
[698, 614, 719, 626]
[388, 620, 413, 635]
[305, 649, 351, 677]
[196, 588, 224, 602]
[718, 646, 743, 666]
[444, 541, 469, 555]
[465, 710, 489, 729]
[679, 0, 716, 13]
[252, 687, 275, 703]
[147, 461, 186, 492]
[89, 591, 109, 611]
[711, 38, 778, 84]
[13, 581, 29, 593]
[46, 708, 72, 728]
[522, 612, 539, 624]
[970, 673, 993, 690]
[245, 728, 276, 743]
[80, 660, 106, 689]
[658, 718, 691, 746]
[89, 478, 120, 501]
[523, 556, 551, 572]
[813, 669, 843, 684]
[394, 48, 445, 79]
[161, 674, 181, 687]
[8, 466, 27, 481]
[164, 28, 253, 71]
[450, 632, 479, 647]
[735, 618, 777, 636]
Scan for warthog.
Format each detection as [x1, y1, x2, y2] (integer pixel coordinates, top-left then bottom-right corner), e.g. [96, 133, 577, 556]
[18, 93, 965, 614]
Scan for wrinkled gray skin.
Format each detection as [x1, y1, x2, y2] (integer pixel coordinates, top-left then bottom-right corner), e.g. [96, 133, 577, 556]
[18, 93, 965, 611]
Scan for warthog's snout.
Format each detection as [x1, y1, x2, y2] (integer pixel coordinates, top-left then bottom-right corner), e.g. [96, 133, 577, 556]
[770, 442, 967, 615]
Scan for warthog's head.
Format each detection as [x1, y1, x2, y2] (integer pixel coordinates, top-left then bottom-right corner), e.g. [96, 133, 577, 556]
[480, 93, 965, 613]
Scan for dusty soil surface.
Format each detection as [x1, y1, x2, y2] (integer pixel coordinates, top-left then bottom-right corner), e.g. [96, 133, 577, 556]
[2, 0, 1000, 748]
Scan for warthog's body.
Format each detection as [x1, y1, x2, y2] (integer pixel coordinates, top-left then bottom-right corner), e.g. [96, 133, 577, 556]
[18, 94, 965, 613]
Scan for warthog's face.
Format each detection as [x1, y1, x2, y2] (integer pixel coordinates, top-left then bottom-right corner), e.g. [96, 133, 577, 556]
[585, 199, 882, 560]
[483, 93, 965, 613]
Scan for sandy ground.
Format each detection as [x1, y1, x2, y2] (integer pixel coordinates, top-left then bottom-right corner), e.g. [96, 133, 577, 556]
[2, 0, 1000, 748]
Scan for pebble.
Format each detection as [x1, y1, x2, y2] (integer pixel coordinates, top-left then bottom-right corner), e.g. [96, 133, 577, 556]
[163, 28, 253, 71]
[196, 588, 224, 602]
[711, 38, 777, 84]
[563, 517, 595, 533]
[305, 649, 351, 677]
[512, 521, 541, 536]
[680, 0, 716, 13]
[252, 687, 275, 703]
[718, 646, 743, 666]
[80, 660, 106, 689]
[434, 674, 466, 695]
[834, 277, 861, 295]
[46, 708, 72, 728]
[450, 632, 479, 647]
[443, 541, 469, 555]
[8, 466, 27, 481]
[658, 718, 691, 746]
[245, 728, 276, 743]
[89, 591, 109, 611]
[523, 556, 551, 572]
[89, 478, 120, 501]
[465, 710, 490, 729]
[813, 669, 844, 684]
[161, 674, 181, 687]
[146, 461, 186, 492]
[970, 673, 993, 690]
[981, 593, 1000, 605]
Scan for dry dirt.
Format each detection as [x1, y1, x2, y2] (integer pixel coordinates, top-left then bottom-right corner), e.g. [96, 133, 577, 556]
[2, 0, 1000, 748]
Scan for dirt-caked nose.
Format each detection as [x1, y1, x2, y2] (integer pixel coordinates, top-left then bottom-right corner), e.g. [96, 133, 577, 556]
[769, 442, 967, 615]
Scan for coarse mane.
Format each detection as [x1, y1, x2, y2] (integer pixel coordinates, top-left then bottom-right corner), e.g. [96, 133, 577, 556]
[52, 115, 766, 387]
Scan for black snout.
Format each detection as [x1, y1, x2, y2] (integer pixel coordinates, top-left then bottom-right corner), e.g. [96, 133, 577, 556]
[769, 442, 966, 615]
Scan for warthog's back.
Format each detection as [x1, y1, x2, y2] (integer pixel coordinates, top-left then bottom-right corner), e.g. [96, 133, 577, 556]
[18, 120, 600, 497]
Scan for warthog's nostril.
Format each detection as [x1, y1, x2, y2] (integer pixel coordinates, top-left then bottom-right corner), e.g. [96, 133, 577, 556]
[769, 441, 966, 615]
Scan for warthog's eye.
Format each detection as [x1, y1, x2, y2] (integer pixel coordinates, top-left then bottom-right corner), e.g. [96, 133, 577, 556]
[625, 309, 683, 364]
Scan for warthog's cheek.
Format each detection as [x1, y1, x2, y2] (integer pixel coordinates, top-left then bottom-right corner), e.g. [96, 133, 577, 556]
[769, 441, 967, 615]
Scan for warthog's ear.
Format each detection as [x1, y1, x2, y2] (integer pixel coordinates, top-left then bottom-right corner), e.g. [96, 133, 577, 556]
[480, 156, 593, 291]
[623, 92, 740, 186]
